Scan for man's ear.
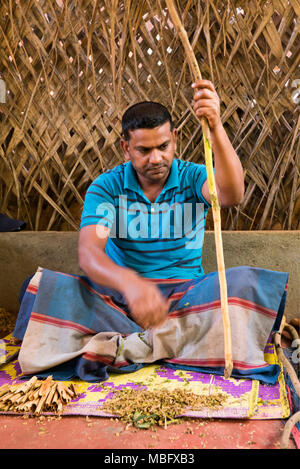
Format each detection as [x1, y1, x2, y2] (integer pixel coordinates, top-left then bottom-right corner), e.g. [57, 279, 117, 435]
[172, 128, 178, 151]
[121, 138, 130, 161]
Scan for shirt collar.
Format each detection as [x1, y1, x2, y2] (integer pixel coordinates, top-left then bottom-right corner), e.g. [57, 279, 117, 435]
[124, 159, 179, 194]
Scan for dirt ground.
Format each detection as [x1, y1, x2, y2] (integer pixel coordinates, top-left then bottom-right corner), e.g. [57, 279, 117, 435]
[0, 413, 296, 450]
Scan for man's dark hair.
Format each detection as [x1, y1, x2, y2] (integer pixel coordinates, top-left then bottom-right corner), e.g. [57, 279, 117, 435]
[122, 101, 174, 141]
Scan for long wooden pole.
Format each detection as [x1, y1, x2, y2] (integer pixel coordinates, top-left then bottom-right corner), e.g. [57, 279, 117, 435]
[165, 0, 233, 378]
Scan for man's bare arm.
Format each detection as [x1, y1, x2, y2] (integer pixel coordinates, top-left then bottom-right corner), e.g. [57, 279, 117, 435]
[192, 80, 244, 207]
[78, 225, 170, 329]
[78, 224, 135, 294]
[202, 121, 244, 207]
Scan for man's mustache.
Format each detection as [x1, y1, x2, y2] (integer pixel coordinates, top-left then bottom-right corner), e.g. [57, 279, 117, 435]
[147, 164, 167, 170]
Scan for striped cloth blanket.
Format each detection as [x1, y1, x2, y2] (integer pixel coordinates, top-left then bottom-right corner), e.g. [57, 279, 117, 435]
[14, 266, 288, 385]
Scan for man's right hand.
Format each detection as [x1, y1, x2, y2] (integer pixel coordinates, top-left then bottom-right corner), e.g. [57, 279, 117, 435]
[124, 274, 171, 330]
[79, 226, 170, 330]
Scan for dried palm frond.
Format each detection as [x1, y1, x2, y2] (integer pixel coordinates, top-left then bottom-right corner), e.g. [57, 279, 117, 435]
[0, 1, 299, 231]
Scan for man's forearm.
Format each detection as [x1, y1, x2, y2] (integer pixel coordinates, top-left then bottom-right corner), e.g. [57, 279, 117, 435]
[210, 122, 244, 206]
[78, 241, 170, 329]
[79, 244, 138, 294]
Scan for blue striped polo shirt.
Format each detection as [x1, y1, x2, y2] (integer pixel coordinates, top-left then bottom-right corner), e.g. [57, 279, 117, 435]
[80, 158, 211, 279]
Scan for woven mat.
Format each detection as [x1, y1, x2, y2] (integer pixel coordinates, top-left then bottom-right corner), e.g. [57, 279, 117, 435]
[0, 334, 290, 420]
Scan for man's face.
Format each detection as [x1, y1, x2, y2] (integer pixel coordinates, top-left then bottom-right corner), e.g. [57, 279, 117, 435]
[121, 121, 177, 185]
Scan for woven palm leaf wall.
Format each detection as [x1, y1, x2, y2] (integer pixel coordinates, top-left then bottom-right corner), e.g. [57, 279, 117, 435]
[0, 0, 299, 231]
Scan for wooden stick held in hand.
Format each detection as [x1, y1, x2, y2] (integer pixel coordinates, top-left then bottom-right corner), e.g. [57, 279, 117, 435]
[165, 0, 233, 378]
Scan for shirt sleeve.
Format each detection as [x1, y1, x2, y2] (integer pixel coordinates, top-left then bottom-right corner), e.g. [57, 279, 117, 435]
[80, 176, 116, 231]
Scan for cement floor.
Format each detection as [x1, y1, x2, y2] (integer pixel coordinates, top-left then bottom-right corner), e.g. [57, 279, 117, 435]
[0, 413, 296, 450]
[0, 324, 298, 451]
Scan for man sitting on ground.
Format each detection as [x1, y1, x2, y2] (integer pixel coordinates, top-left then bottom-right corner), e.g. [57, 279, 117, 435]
[78, 79, 244, 330]
[14, 81, 288, 385]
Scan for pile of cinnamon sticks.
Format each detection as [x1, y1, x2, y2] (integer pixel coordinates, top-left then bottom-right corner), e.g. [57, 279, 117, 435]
[0, 375, 78, 415]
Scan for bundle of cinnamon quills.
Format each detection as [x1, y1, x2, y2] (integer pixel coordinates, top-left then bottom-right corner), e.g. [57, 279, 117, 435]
[0, 375, 78, 416]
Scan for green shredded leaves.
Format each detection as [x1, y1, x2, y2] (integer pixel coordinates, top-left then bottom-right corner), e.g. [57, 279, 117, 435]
[102, 388, 227, 429]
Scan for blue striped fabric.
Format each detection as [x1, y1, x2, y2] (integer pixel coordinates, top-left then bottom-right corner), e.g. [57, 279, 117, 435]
[16, 266, 288, 384]
[80, 159, 211, 279]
